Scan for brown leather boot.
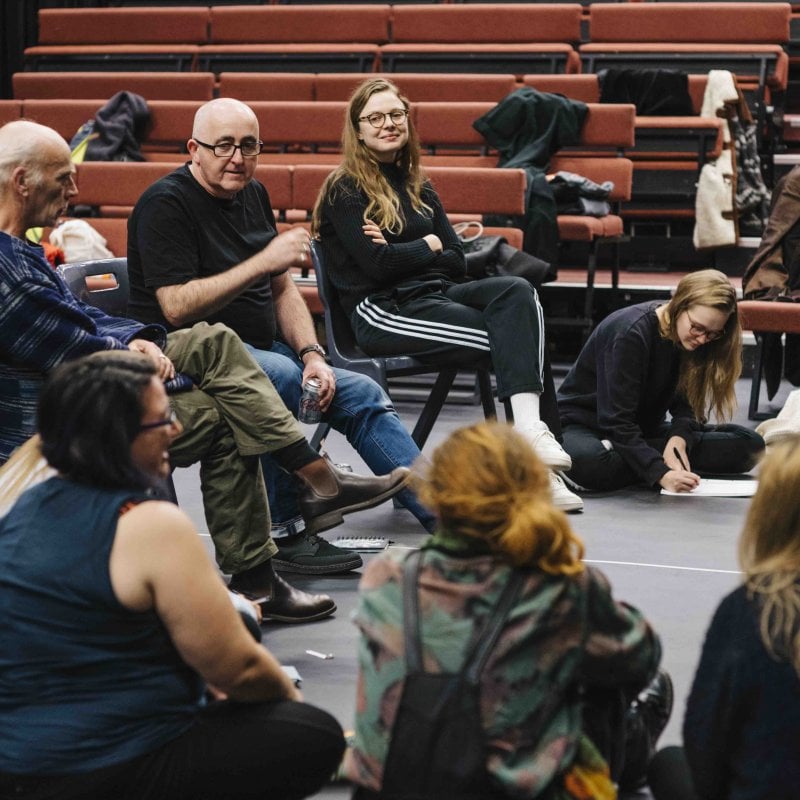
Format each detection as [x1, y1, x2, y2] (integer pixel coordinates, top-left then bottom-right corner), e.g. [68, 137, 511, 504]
[296, 459, 410, 535]
[229, 559, 336, 623]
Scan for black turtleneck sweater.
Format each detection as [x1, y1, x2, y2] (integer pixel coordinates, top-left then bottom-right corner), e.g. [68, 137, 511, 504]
[317, 163, 467, 317]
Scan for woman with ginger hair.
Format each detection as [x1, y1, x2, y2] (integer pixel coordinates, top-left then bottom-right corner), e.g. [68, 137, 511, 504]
[345, 421, 671, 799]
[558, 269, 764, 494]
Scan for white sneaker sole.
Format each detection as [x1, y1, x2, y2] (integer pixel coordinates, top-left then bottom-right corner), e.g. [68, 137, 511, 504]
[537, 450, 573, 471]
[553, 497, 584, 513]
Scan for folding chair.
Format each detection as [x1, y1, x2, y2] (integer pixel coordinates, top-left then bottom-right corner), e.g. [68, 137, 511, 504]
[58, 257, 178, 501]
[310, 241, 505, 452]
[58, 257, 129, 316]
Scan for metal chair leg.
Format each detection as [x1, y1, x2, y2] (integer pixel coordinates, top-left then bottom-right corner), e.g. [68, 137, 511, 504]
[410, 368, 458, 449]
[582, 239, 598, 341]
[476, 369, 497, 420]
[748, 334, 767, 420]
[309, 422, 330, 451]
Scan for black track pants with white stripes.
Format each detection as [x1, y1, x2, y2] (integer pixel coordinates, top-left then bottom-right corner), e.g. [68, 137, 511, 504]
[352, 276, 546, 401]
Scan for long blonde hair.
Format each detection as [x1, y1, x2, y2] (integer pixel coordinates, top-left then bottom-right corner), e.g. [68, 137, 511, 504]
[413, 422, 585, 575]
[311, 77, 429, 236]
[0, 436, 55, 518]
[659, 269, 741, 422]
[739, 437, 800, 674]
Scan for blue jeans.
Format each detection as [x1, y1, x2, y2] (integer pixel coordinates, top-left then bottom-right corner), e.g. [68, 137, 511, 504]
[244, 341, 436, 532]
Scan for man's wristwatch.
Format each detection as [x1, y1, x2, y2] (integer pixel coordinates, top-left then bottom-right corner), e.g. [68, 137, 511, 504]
[298, 343, 327, 361]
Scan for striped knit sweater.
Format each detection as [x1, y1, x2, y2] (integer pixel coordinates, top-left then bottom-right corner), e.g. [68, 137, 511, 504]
[0, 231, 164, 463]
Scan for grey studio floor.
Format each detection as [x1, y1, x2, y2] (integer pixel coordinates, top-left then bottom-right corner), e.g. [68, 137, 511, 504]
[173, 371, 792, 800]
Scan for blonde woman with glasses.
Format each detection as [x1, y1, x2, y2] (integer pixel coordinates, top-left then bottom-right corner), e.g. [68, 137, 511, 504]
[557, 269, 764, 493]
[312, 78, 582, 512]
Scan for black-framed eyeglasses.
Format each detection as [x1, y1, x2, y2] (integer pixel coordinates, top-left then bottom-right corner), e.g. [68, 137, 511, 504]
[193, 138, 264, 158]
[686, 311, 726, 342]
[139, 409, 178, 431]
[357, 109, 408, 129]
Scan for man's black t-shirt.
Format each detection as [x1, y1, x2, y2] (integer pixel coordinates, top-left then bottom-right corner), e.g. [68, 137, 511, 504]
[127, 164, 281, 350]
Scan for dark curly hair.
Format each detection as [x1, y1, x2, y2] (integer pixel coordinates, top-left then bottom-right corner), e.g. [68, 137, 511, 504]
[37, 351, 158, 490]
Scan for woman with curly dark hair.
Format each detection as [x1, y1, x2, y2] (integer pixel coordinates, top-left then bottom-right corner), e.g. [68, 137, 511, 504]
[0, 351, 344, 800]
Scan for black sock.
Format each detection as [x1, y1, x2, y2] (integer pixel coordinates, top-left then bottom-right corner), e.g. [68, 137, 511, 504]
[271, 438, 320, 474]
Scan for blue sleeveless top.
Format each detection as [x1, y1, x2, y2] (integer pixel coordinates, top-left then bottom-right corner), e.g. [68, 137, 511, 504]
[0, 477, 203, 775]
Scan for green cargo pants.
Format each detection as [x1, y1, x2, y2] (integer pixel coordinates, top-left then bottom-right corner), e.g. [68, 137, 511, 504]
[164, 322, 305, 574]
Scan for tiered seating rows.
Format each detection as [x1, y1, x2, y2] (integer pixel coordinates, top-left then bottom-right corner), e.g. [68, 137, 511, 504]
[9, 68, 716, 256]
[9, 69, 723, 179]
[24, 4, 584, 75]
[22, 3, 790, 99]
[12, 97, 633, 163]
[12, 70, 520, 102]
[11, 95, 652, 233]
[70, 162, 526, 221]
[521, 74, 726, 221]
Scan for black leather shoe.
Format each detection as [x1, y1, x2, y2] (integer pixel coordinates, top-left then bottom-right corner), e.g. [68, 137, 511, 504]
[229, 559, 336, 624]
[273, 532, 363, 575]
[299, 465, 411, 535]
[619, 669, 674, 791]
[636, 669, 674, 748]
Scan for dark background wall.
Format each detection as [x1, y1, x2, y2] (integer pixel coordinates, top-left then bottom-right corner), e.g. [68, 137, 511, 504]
[2, 2, 39, 98]
[0, 1, 116, 99]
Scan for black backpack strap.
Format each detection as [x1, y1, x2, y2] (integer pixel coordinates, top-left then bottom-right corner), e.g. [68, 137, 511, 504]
[402, 549, 425, 673]
[402, 549, 524, 681]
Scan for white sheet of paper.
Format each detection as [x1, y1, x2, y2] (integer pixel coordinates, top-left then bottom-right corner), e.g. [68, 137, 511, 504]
[661, 479, 758, 497]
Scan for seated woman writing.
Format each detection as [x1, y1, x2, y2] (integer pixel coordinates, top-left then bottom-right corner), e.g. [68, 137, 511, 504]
[344, 421, 672, 800]
[0, 351, 344, 800]
[557, 269, 764, 493]
[312, 77, 581, 512]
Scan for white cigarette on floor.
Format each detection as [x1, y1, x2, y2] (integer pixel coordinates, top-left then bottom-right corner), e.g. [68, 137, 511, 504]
[306, 649, 334, 660]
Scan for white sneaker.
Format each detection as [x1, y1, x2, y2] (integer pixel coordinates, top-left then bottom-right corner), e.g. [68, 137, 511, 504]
[550, 472, 584, 513]
[524, 423, 572, 470]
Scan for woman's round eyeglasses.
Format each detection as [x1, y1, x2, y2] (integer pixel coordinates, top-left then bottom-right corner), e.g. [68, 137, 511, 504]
[357, 109, 408, 129]
[685, 311, 725, 342]
[194, 138, 264, 158]
[139, 409, 178, 431]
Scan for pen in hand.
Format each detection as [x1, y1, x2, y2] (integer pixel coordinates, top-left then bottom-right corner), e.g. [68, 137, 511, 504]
[673, 446, 689, 471]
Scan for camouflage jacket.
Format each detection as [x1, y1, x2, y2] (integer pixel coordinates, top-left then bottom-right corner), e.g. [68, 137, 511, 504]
[344, 532, 660, 797]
